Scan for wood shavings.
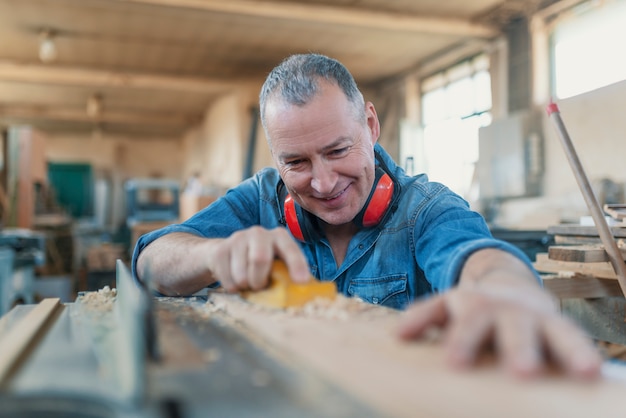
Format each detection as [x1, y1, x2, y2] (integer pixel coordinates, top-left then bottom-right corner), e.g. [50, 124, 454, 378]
[206, 292, 398, 322]
[285, 295, 364, 320]
[281, 294, 397, 321]
[205, 299, 227, 314]
[76, 286, 117, 312]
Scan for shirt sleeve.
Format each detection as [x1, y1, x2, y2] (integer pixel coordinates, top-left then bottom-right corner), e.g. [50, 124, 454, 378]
[412, 184, 540, 292]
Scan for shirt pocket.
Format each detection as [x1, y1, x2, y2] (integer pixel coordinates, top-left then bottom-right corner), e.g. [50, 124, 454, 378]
[348, 274, 409, 310]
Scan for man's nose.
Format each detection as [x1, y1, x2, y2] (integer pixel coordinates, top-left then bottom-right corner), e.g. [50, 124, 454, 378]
[310, 162, 337, 195]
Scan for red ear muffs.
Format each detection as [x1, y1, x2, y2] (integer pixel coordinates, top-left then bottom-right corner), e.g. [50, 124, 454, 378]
[283, 166, 395, 242]
[284, 193, 306, 242]
[361, 171, 394, 227]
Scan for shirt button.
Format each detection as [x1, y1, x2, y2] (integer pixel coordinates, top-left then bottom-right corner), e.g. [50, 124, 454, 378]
[358, 244, 364, 250]
[372, 297, 379, 304]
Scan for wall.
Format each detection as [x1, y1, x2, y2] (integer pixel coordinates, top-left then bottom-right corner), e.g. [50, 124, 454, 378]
[494, 79, 626, 229]
[181, 82, 274, 196]
[6, 127, 48, 228]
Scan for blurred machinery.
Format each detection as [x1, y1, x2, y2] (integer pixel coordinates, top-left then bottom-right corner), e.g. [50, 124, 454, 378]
[0, 229, 46, 315]
[125, 178, 180, 252]
[125, 178, 180, 226]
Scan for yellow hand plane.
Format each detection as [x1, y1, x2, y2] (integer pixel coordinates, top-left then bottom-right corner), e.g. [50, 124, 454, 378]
[242, 260, 336, 308]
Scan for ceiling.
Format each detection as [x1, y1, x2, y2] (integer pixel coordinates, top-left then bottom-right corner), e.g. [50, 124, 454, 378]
[0, 0, 550, 138]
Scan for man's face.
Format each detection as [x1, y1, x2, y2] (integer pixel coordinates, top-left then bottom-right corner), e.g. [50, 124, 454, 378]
[265, 81, 380, 227]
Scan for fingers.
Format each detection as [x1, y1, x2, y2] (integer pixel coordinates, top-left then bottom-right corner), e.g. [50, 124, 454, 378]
[542, 316, 602, 380]
[397, 295, 448, 340]
[400, 288, 601, 380]
[272, 229, 311, 284]
[494, 310, 542, 378]
[444, 306, 493, 370]
[216, 227, 309, 292]
[244, 228, 275, 290]
[399, 293, 495, 370]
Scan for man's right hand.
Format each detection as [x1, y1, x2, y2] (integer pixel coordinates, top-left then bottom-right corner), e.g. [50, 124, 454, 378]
[210, 226, 311, 292]
[136, 227, 310, 296]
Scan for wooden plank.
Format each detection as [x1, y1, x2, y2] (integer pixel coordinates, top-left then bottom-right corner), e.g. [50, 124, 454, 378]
[554, 235, 603, 245]
[547, 225, 626, 238]
[0, 105, 201, 127]
[124, 0, 498, 38]
[604, 204, 626, 220]
[0, 298, 62, 388]
[542, 275, 624, 299]
[534, 253, 618, 279]
[207, 292, 626, 418]
[548, 245, 626, 263]
[0, 61, 236, 93]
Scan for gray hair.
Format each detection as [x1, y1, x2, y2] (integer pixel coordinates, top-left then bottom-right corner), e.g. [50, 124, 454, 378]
[259, 53, 365, 133]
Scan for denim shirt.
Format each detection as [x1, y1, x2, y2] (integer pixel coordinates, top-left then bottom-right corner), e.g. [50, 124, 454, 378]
[132, 144, 538, 310]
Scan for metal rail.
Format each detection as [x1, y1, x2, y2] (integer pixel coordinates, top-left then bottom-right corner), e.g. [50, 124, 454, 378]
[114, 259, 152, 407]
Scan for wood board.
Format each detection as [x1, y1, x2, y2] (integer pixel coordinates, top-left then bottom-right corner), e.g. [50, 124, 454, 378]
[547, 225, 626, 238]
[604, 204, 626, 220]
[548, 245, 626, 263]
[534, 253, 619, 279]
[542, 275, 624, 299]
[206, 292, 626, 418]
[0, 298, 62, 388]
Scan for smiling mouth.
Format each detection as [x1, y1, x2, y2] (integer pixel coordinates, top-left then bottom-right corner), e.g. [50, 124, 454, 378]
[318, 186, 348, 201]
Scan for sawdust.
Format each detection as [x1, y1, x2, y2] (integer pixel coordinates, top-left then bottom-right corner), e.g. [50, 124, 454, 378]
[75, 286, 117, 312]
[284, 294, 397, 320]
[203, 292, 398, 322]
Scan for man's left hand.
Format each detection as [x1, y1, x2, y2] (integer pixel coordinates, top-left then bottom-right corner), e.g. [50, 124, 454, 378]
[396, 249, 602, 379]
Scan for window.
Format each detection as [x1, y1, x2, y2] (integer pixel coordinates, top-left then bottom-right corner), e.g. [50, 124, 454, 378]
[552, 0, 626, 99]
[420, 54, 491, 198]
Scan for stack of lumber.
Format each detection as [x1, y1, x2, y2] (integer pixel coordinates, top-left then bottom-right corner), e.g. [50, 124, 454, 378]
[603, 204, 626, 225]
[534, 206, 626, 299]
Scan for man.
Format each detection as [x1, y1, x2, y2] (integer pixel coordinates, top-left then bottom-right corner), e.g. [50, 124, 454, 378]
[133, 53, 601, 379]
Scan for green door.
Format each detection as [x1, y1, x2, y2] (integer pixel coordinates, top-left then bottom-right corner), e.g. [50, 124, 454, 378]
[47, 163, 93, 218]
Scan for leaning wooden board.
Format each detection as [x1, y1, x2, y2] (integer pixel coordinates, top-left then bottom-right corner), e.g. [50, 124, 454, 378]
[0, 298, 62, 388]
[207, 292, 626, 418]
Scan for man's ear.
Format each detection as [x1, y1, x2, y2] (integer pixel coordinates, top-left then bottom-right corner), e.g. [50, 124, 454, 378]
[365, 101, 380, 144]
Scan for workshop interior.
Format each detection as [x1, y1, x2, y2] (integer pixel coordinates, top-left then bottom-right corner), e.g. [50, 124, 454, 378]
[1, 0, 626, 416]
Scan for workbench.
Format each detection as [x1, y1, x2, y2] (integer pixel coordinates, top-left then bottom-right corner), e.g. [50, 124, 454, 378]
[1, 263, 625, 418]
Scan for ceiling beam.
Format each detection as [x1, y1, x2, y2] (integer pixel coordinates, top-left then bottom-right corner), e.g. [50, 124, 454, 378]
[0, 104, 202, 126]
[119, 0, 499, 38]
[0, 61, 237, 93]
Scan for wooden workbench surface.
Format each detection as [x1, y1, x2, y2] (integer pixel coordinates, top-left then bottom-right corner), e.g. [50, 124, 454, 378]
[201, 292, 626, 418]
[3, 292, 625, 418]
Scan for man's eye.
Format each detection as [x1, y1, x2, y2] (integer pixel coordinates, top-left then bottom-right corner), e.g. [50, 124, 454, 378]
[330, 147, 349, 157]
[286, 159, 304, 166]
